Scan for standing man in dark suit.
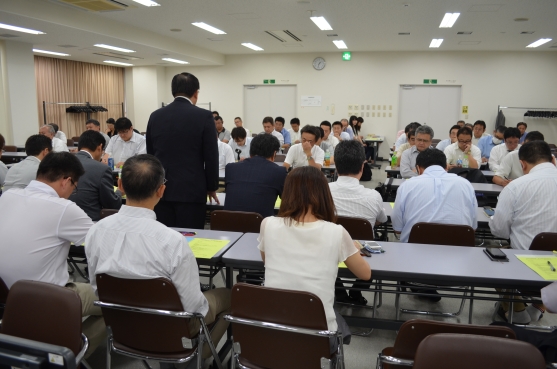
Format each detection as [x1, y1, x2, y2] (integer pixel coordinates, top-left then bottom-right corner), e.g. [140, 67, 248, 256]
[146, 73, 219, 228]
[69, 130, 122, 221]
[224, 134, 286, 218]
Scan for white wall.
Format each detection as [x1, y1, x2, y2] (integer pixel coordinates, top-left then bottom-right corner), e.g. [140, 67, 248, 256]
[0, 40, 39, 144]
[148, 51, 557, 159]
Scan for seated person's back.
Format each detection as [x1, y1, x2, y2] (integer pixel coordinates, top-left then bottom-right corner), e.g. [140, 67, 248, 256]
[224, 134, 286, 218]
[69, 130, 122, 221]
[392, 148, 478, 242]
[3, 134, 51, 192]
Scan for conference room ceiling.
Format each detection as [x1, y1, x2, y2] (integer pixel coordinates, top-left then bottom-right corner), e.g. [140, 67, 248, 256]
[0, 0, 555, 67]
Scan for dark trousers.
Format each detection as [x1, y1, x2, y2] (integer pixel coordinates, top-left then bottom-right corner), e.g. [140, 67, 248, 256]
[154, 200, 206, 229]
[364, 145, 375, 161]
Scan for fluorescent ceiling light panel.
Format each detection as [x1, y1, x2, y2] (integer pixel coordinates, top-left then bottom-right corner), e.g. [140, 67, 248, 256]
[0, 22, 45, 35]
[241, 43, 264, 51]
[192, 22, 226, 35]
[526, 38, 552, 48]
[310, 16, 333, 31]
[33, 49, 69, 56]
[131, 0, 160, 6]
[94, 44, 135, 53]
[104, 60, 133, 66]
[439, 13, 460, 28]
[429, 39, 443, 48]
[333, 40, 347, 49]
[162, 58, 189, 64]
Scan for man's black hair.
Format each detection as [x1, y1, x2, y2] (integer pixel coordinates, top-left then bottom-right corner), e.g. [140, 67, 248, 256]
[290, 118, 300, 125]
[405, 122, 421, 133]
[518, 141, 552, 165]
[449, 124, 460, 134]
[275, 116, 285, 124]
[335, 140, 366, 176]
[171, 72, 200, 98]
[332, 121, 342, 128]
[320, 121, 332, 129]
[86, 119, 100, 127]
[36, 152, 85, 183]
[301, 125, 320, 140]
[504, 127, 522, 140]
[495, 125, 507, 134]
[212, 111, 219, 116]
[317, 126, 325, 140]
[115, 117, 133, 131]
[78, 130, 106, 151]
[121, 154, 165, 201]
[416, 148, 447, 170]
[231, 127, 247, 140]
[407, 130, 416, 138]
[525, 131, 544, 142]
[473, 120, 486, 130]
[517, 122, 527, 129]
[49, 123, 60, 133]
[457, 126, 473, 137]
[106, 118, 115, 124]
[262, 116, 274, 125]
[214, 115, 223, 122]
[0, 133, 4, 151]
[25, 134, 52, 156]
[250, 134, 280, 158]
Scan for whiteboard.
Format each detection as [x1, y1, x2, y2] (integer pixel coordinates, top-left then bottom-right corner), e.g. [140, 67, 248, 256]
[398, 85, 461, 140]
[243, 85, 297, 134]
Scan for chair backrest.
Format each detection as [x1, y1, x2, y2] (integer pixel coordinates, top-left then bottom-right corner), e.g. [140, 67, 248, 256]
[336, 216, 374, 240]
[0, 280, 82, 356]
[66, 139, 74, 147]
[3, 145, 16, 152]
[100, 208, 119, 219]
[413, 333, 545, 369]
[448, 168, 488, 183]
[529, 232, 557, 251]
[274, 153, 286, 162]
[95, 274, 194, 354]
[71, 136, 80, 143]
[230, 283, 332, 368]
[390, 319, 516, 360]
[408, 222, 475, 246]
[210, 210, 263, 233]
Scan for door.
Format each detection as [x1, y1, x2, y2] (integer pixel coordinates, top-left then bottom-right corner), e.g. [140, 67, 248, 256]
[243, 85, 297, 134]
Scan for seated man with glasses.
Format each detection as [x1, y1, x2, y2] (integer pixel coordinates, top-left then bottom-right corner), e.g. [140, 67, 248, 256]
[102, 117, 146, 168]
[0, 152, 105, 357]
[400, 125, 434, 178]
[86, 154, 230, 362]
[283, 125, 325, 170]
[444, 126, 482, 170]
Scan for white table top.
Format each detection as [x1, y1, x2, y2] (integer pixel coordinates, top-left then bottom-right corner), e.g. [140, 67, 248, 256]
[381, 202, 492, 226]
[387, 178, 503, 194]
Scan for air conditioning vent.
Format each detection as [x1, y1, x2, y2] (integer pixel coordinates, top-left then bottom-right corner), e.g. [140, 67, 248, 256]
[283, 30, 302, 42]
[57, 0, 127, 12]
[92, 52, 143, 60]
[327, 34, 338, 37]
[457, 31, 472, 35]
[58, 44, 78, 48]
[265, 31, 286, 42]
[398, 32, 410, 35]
[520, 31, 534, 34]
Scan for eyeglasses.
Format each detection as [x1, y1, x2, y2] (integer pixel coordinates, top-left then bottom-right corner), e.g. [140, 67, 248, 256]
[415, 138, 431, 143]
[69, 178, 78, 195]
[162, 178, 167, 186]
[458, 140, 472, 144]
[302, 138, 315, 145]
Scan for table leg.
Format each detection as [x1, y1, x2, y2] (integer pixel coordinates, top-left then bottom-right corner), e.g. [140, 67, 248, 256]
[370, 142, 382, 169]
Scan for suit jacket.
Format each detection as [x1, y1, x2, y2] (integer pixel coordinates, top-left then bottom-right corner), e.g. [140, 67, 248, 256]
[69, 151, 122, 221]
[224, 156, 287, 218]
[146, 97, 219, 203]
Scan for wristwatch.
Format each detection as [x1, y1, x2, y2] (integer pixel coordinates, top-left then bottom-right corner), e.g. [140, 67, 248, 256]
[307, 155, 313, 161]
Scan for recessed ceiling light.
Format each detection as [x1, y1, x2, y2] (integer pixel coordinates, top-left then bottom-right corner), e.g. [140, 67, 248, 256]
[457, 31, 472, 35]
[333, 40, 347, 49]
[429, 39, 443, 48]
[33, 49, 69, 56]
[192, 22, 226, 35]
[526, 38, 552, 48]
[95, 44, 135, 53]
[162, 58, 189, 64]
[104, 60, 133, 66]
[0, 22, 45, 35]
[310, 16, 333, 31]
[241, 43, 264, 51]
[131, 0, 160, 6]
[440, 13, 460, 28]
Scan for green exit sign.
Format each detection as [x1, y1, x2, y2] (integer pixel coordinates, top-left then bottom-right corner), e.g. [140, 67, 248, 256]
[342, 51, 351, 61]
[270, 79, 275, 84]
[263, 79, 269, 84]
[431, 79, 438, 84]
[423, 79, 430, 84]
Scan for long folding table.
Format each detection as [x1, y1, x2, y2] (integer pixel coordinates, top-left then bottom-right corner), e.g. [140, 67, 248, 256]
[385, 178, 503, 195]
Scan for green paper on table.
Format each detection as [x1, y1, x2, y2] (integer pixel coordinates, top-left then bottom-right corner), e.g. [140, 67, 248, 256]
[516, 255, 557, 281]
[188, 238, 230, 259]
[338, 262, 347, 268]
[390, 202, 395, 209]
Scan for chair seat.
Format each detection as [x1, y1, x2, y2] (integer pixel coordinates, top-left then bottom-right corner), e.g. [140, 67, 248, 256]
[113, 340, 196, 360]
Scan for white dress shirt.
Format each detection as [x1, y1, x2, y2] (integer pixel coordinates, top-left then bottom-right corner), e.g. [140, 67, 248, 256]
[55, 130, 67, 143]
[51, 137, 69, 152]
[394, 134, 407, 150]
[2, 156, 40, 191]
[228, 137, 252, 161]
[218, 139, 235, 169]
[288, 129, 301, 143]
[489, 162, 557, 250]
[329, 176, 388, 226]
[435, 138, 451, 153]
[0, 161, 7, 187]
[258, 217, 357, 331]
[284, 143, 325, 168]
[324, 135, 340, 151]
[105, 131, 147, 164]
[488, 143, 520, 172]
[392, 166, 478, 242]
[472, 132, 489, 146]
[85, 205, 209, 315]
[495, 151, 524, 180]
[444, 142, 482, 166]
[0, 180, 93, 289]
[400, 146, 420, 178]
[271, 130, 284, 146]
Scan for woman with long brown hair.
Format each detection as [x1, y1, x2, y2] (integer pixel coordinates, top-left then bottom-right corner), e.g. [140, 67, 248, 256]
[258, 166, 371, 346]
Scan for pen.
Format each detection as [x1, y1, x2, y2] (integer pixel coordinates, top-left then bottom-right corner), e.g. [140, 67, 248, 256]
[548, 260, 556, 272]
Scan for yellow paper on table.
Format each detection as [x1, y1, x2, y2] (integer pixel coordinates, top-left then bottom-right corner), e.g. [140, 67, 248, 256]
[188, 238, 230, 259]
[516, 255, 557, 281]
[338, 262, 347, 268]
[390, 202, 395, 209]
[275, 197, 282, 208]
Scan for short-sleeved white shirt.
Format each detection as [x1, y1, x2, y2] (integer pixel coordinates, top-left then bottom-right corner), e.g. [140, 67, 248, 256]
[228, 137, 252, 160]
[258, 217, 358, 331]
[284, 143, 325, 168]
[495, 150, 524, 180]
[105, 132, 147, 163]
[52, 137, 69, 152]
[218, 139, 235, 169]
[488, 144, 520, 172]
[444, 142, 481, 166]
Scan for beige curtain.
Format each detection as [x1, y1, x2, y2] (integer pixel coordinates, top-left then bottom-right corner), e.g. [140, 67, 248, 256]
[34, 56, 125, 139]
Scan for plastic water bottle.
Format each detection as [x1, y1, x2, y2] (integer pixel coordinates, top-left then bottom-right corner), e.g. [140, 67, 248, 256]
[107, 156, 114, 170]
[391, 154, 397, 168]
[324, 150, 331, 167]
[457, 155, 463, 167]
[462, 154, 469, 168]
